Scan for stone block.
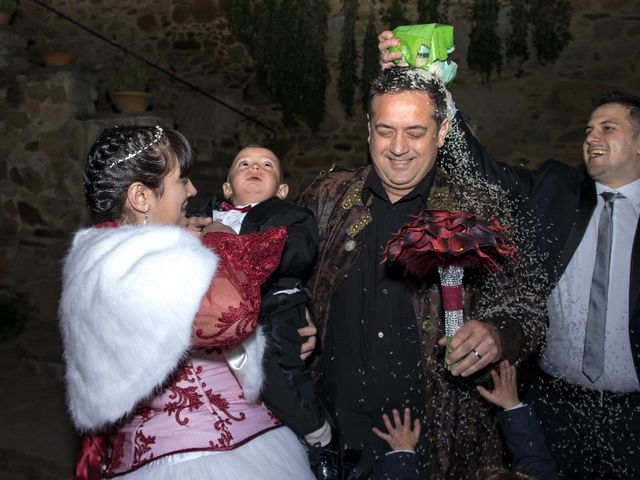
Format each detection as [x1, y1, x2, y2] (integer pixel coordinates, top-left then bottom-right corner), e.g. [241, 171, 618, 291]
[521, 128, 551, 145]
[587, 62, 630, 81]
[25, 100, 41, 121]
[556, 126, 586, 144]
[592, 19, 623, 41]
[49, 155, 74, 178]
[0, 215, 17, 246]
[603, 37, 639, 61]
[0, 134, 14, 158]
[0, 179, 17, 196]
[172, 5, 190, 23]
[561, 41, 590, 61]
[174, 39, 201, 50]
[137, 13, 159, 31]
[601, 0, 635, 9]
[192, 0, 217, 22]
[74, 104, 97, 119]
[455, 87, 526, 137]
[66, 125, 86, 161]
[2, 199, 17, 216]
[9, 167, 22, 186]
[40, 103, 74, 127]
[8, 109, 29, 127]
[296, 155, 335, 168]
[333, 142, 352, 151]
[628, 23, 640, 37]
[5, 84, 23, 108]
[20, 166, 46, 195]
[49, 85, 67, 104]
[17, 201, 45, 226]
[25, 83, 49, 103]
[39, 130, 63, 158]
[544, 82, 600, 116]
[66, 78, 97, 106]
[0, 28, 29, 53]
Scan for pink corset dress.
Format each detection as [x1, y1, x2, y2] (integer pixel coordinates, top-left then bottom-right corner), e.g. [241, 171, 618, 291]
[106, 348, 281, 476]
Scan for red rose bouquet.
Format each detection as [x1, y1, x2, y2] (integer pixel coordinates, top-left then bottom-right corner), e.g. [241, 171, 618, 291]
[383, 209, 516, 369]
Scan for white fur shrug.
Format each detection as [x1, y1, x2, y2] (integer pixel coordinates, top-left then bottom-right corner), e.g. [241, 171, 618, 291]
[59, 225, 218, 433]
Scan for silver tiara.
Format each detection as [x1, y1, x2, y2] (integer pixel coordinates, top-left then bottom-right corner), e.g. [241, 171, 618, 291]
[108, 126, 164, 168]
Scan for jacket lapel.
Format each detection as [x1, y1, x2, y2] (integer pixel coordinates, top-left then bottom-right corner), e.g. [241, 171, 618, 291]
[630, 218, 640, 322]
[555, 178, 597, 283]
[240, 197, 281, 234]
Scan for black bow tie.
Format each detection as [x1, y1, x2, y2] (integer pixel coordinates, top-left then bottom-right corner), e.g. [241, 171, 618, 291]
[220, 201, 252, 213]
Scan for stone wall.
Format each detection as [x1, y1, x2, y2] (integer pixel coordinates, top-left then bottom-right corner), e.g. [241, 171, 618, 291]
[0, 42, 169, 322]
[1, 0, 639, 323]
[13, 1, 640, 184]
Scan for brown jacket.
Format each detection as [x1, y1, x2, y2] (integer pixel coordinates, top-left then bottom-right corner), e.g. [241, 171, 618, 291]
[300, 165, 546, 479]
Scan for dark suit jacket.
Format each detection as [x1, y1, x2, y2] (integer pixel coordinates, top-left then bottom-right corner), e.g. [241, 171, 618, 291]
[195, 195, 319, 281]
[497, 405, 558, 479]
[380, 451, 419, 480]
[452, 115, 640, 377]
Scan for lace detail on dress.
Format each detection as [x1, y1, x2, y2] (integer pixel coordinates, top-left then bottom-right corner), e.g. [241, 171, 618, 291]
[193, 228, 287, 348]
[203, 228, 287, 286]
[132, 430, 156, 468]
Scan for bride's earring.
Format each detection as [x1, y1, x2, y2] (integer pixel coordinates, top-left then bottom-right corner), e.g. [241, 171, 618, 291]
[144, 205, 149, 225]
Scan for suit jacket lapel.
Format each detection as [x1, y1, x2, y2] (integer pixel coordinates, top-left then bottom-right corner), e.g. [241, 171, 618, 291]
[555, 179, 597, 283]
[240, 197, 281, 234]
[630, 218, 640, 321]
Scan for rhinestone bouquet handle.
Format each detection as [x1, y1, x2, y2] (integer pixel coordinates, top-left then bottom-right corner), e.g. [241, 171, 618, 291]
[439, 265, 464, 370]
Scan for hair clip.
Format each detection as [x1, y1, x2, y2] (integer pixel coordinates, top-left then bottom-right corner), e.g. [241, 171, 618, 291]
[108, 126, 164, 168]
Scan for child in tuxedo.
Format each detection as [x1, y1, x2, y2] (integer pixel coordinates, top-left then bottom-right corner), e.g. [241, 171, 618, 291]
[197, 146, 339, 480]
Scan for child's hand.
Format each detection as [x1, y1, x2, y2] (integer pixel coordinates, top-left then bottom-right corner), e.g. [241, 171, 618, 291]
[372, 408, 421, 452]
[201, 221, 237, 235]
[298, 309, 317, 361]
[476, 360, 520, 410]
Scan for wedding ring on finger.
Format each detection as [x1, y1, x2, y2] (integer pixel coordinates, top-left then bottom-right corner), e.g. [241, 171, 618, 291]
[472, 348, 483, 359]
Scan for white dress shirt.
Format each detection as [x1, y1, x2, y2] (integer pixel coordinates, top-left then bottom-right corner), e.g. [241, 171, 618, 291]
[211, 204, 253, 234]
[541, 178, 640, 392]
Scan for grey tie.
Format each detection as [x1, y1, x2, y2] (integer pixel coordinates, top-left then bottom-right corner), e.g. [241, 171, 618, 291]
[582, 191, 622, 383]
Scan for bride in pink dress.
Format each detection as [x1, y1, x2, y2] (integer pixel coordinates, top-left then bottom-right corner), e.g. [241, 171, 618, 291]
[59, 126, 315, 479]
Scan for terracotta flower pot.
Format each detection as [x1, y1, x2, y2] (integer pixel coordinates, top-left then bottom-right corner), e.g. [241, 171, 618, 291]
[42, 51, 74, 67]
[110, 91, 152, 114]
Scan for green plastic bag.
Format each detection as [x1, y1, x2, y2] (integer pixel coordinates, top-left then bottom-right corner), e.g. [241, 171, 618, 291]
[389, 23, 458, 85]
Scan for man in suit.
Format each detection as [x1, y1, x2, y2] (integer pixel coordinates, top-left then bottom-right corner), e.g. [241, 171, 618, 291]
[446, 91, 639, 480]
[457, 89, 640, 480]
[380, 35, 639, 479]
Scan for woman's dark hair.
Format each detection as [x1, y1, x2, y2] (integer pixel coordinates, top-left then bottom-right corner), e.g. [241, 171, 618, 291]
[83, 126, 193, 223]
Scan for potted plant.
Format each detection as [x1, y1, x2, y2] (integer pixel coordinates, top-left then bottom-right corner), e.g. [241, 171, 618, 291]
[41, 43, 75, 67]
[109, 56, 152, 114]
[0, 0, 17, 25]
